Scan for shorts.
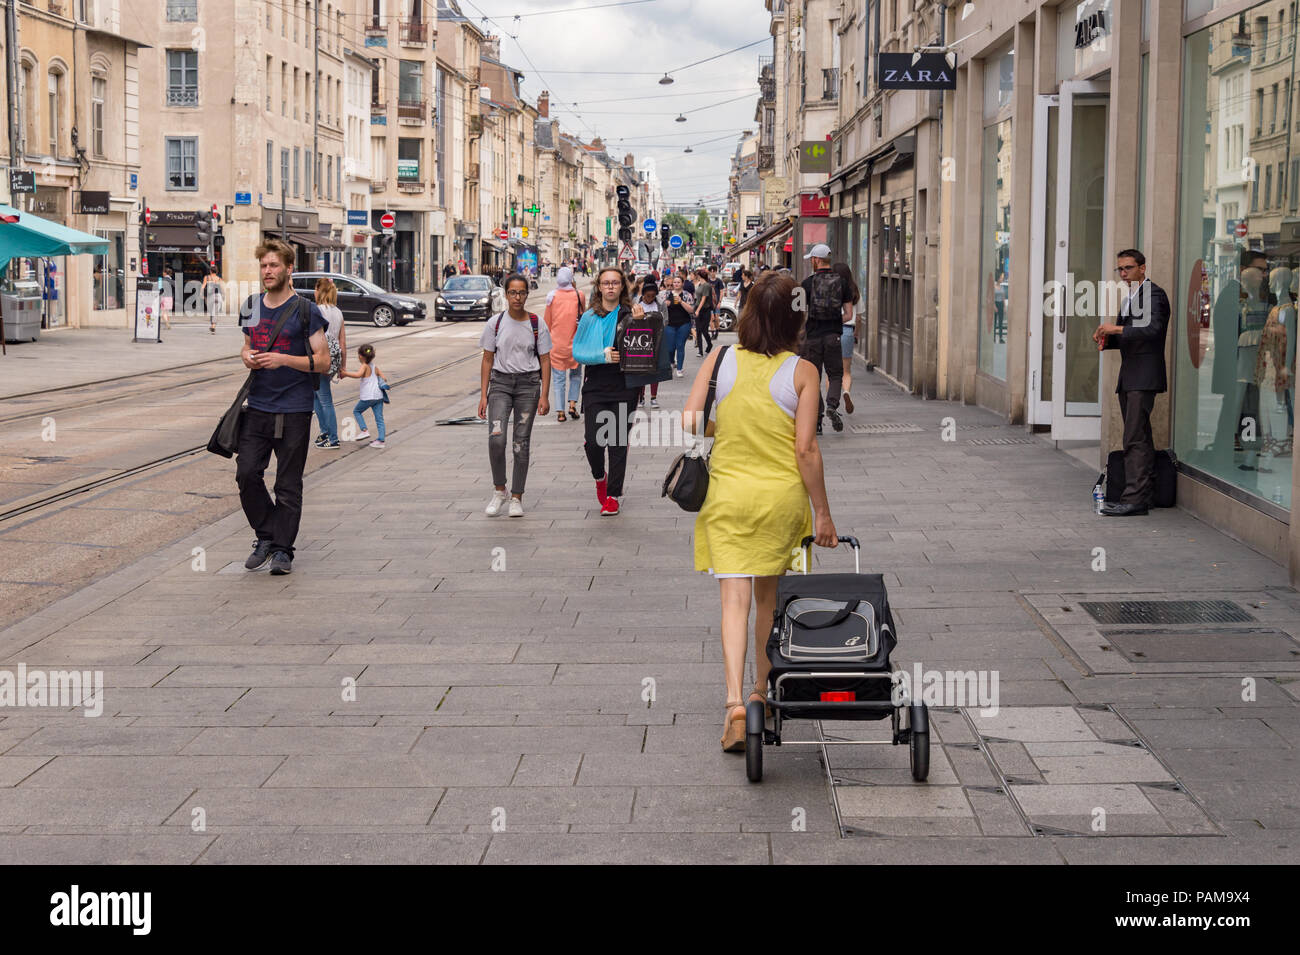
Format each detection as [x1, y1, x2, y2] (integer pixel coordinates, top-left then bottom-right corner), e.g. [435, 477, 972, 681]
[840, 323, 855, 360]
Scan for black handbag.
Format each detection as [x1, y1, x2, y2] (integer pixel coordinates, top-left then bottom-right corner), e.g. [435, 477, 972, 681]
[206, 299, 301, 458]
[661, 345, 729, 512]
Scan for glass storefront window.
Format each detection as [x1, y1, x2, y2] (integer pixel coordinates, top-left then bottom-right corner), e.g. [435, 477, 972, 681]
[93, 230, 124, 310]
[979, 119, 1013, 381]
[1176, 11, 1296, 510]
[984, 45, 1015, 117]
[1058, 0, 1115, 80]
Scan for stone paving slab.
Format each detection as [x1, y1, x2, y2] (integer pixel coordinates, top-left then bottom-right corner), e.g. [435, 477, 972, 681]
[2, 349, 1297, 862]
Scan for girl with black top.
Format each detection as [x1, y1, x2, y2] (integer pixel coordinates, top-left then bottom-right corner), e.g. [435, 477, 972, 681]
[693, 269, 715, 356]
[574, 267, 638, 516]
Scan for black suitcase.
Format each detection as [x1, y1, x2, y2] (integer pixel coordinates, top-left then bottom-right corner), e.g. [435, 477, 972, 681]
[1104, 448, 1176, 507]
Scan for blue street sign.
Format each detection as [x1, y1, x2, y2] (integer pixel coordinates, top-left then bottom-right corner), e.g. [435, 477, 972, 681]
[346, 209, 368, 225]
[235, 192, 252, 205]
[669, 234, 683, 249]
[129, 173, 138, 191]
[642, 218, 657, 233]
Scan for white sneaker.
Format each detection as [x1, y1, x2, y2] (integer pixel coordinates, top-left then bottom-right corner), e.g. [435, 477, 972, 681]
[650, 397, 659, 409]
[485, 490, 508, 517]
[674, 368, 684, 378]
[368, 440, 385, 448]
[508, 497, 524, 518]
[354, 430, 371, 442]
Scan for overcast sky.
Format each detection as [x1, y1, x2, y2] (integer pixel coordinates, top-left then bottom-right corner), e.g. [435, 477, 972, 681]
[455, 0, 768, 211]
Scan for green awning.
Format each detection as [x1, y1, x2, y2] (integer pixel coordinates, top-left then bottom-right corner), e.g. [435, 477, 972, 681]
[0, 204, 109, 273]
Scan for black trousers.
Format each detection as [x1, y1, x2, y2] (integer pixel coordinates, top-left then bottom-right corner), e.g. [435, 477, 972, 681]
[235, 409, 313, 558]
[799, 330, 844, 419]
[695, 312, 713, 355]
[1118, 389, 1157, 507]
[583, 394, 635, 498]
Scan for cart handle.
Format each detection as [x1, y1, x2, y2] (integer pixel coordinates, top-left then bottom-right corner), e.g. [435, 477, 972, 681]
[798, 535, 860, 574]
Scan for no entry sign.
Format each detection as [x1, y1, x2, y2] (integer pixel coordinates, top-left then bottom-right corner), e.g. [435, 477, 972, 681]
[380, 212, 396, 230]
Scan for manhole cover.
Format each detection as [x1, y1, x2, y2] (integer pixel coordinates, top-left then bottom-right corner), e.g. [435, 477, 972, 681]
[1081, 600, 1255, 625]
[1101, 628, 1300, 663]
[967, 437, 1038, 445]
[849, 422, 923, 434]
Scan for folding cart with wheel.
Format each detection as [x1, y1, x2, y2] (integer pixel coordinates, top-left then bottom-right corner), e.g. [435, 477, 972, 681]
[745, 535, 929, 783]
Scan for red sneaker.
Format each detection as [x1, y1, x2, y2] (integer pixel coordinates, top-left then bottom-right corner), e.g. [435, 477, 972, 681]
[601, 496, 620, 516]
[595, 474, 608, 505]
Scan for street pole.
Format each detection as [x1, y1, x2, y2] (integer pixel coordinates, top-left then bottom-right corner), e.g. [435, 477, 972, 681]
[5, 0, 21, 208]
[312, 0, 319, 206]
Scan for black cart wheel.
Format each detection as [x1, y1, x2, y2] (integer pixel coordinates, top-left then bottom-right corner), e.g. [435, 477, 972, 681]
[745, 700, 765, 782]
[909, 703, 929, 782]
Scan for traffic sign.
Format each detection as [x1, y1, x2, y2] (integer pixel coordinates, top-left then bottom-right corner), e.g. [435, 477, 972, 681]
[643, 218, 657, 233]
[379, 211, 396, 230]
[669, 234, 683, 249]
[1235, 220, 1248, 238]
[497, 229, 508, 240]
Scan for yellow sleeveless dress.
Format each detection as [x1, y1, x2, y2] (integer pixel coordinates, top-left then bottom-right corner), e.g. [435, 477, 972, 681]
[694, 347, 813, 575]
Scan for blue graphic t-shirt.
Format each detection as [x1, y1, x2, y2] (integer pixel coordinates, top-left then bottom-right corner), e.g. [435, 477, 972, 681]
[242, 294, 328, 413]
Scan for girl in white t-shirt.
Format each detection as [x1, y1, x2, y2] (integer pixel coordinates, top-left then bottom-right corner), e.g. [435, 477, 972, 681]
[341, 343, 387, 448]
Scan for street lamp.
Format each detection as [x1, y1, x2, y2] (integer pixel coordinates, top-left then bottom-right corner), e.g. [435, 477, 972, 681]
[658, 73, 674, 85]
[675, 114, 687, 123]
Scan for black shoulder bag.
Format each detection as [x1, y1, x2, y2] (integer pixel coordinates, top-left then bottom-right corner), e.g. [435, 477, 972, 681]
[206, 297, 304, 458]
[661, 344, 729, 512]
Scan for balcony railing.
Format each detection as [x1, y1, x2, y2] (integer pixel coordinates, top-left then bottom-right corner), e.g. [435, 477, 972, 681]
[369, 179, 386, 193]
[365, 19, 386, 37]
[165, 0, 197, 20]
[166, 88, 199, 108]
[397, 98, 427, 123]
[822, 68, 839, 101]
[400, 19, 428, 45]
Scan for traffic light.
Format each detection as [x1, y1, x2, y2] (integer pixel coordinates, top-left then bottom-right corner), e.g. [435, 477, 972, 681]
[195, 210, 213, 246]
[616, 184, 634, 243]
[660, 224, 670, 250]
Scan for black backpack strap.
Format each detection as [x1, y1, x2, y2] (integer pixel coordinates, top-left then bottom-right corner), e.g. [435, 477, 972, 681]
[701, 344, 730, 424]
[530, 313, 539, 355]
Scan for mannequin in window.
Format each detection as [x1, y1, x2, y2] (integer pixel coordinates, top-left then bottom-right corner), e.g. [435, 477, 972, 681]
[1235, 258, 1272, 472]
[1258, 267, 1294, 479]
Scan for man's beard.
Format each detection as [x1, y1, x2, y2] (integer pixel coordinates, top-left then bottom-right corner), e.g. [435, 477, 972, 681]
[264, 273, 289, 293]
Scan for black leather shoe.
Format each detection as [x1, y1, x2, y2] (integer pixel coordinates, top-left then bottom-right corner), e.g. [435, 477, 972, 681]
[1101, 502, 1149, 516]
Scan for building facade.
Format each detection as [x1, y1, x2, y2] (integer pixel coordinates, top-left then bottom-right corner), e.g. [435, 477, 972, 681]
[3, 0, 143, 330]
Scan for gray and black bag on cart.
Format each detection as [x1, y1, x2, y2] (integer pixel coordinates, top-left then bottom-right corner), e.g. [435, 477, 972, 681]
[745, 535, 929, 784]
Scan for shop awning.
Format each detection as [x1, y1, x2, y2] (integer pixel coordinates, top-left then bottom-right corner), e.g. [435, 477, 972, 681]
[482, 238, 507, 252]
[287, 232, 345, 251]
[726, 217, 793, 260]
[0, 204, 109, 272]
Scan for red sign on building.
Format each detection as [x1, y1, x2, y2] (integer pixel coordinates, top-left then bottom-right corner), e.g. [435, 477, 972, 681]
[800, 193, 830, 217]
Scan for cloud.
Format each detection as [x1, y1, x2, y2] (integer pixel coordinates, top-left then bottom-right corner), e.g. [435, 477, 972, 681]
[465, 0, 769, 206]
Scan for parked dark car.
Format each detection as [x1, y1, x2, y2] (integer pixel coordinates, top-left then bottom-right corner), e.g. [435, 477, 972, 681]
[290, 272, 427, 327]
[434, 275, 507, 321]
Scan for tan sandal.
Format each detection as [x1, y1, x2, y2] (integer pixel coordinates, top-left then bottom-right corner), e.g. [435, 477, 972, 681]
[721, 701, 746, 752]
[749, 685, 772, 718]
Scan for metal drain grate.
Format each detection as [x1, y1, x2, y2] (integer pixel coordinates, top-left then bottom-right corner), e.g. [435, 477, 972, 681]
[849, 422, 924, 434]
[967, 437, 1038, 446]
[1080, 600, 1256, 625]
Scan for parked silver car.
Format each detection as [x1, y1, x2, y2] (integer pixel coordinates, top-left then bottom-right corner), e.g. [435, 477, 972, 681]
[716, 282, 741, 331]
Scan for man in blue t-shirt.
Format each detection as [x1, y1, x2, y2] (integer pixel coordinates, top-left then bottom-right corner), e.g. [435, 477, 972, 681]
[236, 239, 330, 576]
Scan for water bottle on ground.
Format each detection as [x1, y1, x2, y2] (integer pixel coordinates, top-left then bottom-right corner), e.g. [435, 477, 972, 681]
[1093, 477, 1105, 514]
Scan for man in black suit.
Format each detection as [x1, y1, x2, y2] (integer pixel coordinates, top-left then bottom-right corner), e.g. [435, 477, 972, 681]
[1092, 249, 1171, 516]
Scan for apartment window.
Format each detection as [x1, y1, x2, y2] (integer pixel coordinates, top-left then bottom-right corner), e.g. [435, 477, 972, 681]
[267, 4, 272, 28]
[266, 56, 272, 111]
[91, 75, 106, 156]
[1265, 165, 1272, 209]
[305, 148, 312, 198]
[294, 0, 299, 42]
[337, 154, 342, 199]
[166, 50, 199, 107]
[267, 140, 274, 193]
[398, 138, 421, 180]
[1272, 83, 1279, 132]
[400, 60, 424, 102]
[293, 67, 300, 119]
[281, 63, 287, 116]
[166, 0, 198, 21]
[281, 148, 290, 194]
[281, 3, 286, 35]
[1256, 87, 1264, 134]
[1280, 162, 1287, 209]
[47, 69, 63, 155]
[1252, 166, 1260, 210]
[293, 146, 300, 197]
[326, 155, 333, 199]
[165, 136, 198, 190]
[316, 152, 322, 194]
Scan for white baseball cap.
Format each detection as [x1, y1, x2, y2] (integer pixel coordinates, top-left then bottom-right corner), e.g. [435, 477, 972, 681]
[804, 243, 831, 260]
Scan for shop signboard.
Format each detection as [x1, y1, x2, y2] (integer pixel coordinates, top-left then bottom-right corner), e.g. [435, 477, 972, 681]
[134, 280, 161, 343]
[396, 158, 419, 181]
[78, 191, 111, 214]
[877, 52, 957, 90]
[799, 193, 830, 217]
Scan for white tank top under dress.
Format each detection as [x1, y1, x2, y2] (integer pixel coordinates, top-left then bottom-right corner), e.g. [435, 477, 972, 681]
[359, 367, 382, 401]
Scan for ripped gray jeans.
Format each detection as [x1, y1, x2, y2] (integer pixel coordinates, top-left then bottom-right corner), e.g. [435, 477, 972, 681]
[487, 369, 542, 495]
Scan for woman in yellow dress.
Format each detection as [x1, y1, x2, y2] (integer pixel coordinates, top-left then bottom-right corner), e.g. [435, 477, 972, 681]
[683, 271, 838, 752]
